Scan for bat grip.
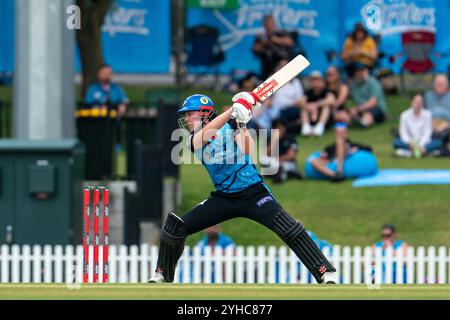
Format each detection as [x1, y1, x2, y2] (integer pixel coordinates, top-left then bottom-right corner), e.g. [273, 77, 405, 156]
[230, 111, 237, 119]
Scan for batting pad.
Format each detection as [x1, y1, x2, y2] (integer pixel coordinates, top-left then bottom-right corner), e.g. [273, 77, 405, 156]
[352, 169, 450, 188]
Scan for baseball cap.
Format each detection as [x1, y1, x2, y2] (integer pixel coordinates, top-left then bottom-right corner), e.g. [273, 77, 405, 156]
[309, 70, 323, 79]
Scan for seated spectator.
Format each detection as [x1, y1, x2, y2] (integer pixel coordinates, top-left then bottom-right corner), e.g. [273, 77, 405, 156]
[349, 63, 388, 127]
[394, 94, 442, 158]
[196, 225, 234, 254]
[341, 23, 378, 78]
[252, 15, 295, 80]
[261, 119, 302, 183]
[424, 75, 450, 134]
[326, 66, 349, 112]
[305, 125, 378, 182]
[269, 59, 305, 122]
[300, 71, 335, 136]
[84, 64, 129, 115]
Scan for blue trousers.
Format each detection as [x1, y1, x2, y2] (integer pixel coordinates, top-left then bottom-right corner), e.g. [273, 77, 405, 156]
[393, 139, 442, 153]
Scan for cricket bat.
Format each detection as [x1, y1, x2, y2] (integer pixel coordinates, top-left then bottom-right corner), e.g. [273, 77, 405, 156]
[232, 54, 310, 118]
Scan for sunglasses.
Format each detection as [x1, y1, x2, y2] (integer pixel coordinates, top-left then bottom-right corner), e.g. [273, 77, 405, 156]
[382, 233, 393, 238]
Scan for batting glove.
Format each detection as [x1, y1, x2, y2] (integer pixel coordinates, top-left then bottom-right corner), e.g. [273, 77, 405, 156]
[232, 92, 262, 111]
[231, 100, 253, 125]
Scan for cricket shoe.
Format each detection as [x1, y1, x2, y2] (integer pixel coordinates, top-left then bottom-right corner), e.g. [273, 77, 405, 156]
[148, 271, 166, 283]
[321, 272, 337, 284]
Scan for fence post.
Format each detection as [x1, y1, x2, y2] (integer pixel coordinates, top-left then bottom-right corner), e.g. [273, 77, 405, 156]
[417, 246, 425, 284]
[109, 245, 117, 283]
[54, 245, 63, 283]
[427, 246, 436, 284]
[225, 246, 234, 284]
[204, 246, 212, 284]
[257, 246, 266, 284]
[437, 246, 446, 284]
[331, 245, 341, 285]
[246, 246, 255, 284]
[11, 245, 20, 283]
[374, 247, 382, 285]
[278, 247, 287, 284]
[267, 246, 276, 284]
[1, 245, 9, 283]
[150, 245, 158, 279]
[353, 246, 362, 284]
[395, 246, 404, 284]
[342, 246, 351, 284]
[214, 246, 223, 284]
[406, 247, 414, 284]
[182, 246, 191, 284]
[129, 245, 139, 283]
[289, 250, 298, 284]
[193, 246, 201, 283]
[76, 245, 84, 284]
[236, 246, 245, 284]
[385, 246, 393, 284]
[363, 246, 372, 284]
[22, 245, 31, 283]
[118, 245, 128, 283]
[43, 245, 52, 283]
[140, 244, 149, 283]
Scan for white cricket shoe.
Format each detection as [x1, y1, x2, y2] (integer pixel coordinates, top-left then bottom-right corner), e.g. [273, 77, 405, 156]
[321, 272, 337, 284]
[302, 123, 312, 136]
[312, 123, 325, 137]
[148, 271, 166, 283]
[395, 149, 412, 158]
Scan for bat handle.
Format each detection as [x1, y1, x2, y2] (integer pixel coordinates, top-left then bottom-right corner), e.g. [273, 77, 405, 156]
[230, 111, 237, 119]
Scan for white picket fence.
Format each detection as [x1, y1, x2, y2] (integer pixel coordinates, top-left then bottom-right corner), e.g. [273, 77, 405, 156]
[0, 244, 449, 284]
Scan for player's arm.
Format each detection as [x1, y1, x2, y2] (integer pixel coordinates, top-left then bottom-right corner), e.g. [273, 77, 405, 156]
[234, 126, 255, 155]
[317, 92, 336, 108]
[191, 108, 234, 150]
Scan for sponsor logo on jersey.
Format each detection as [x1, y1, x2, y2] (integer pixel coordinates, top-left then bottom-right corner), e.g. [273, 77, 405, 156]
[256, 196, 273, 207]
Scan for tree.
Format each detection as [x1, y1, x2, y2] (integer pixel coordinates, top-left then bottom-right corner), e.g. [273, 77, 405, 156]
[76, 0, 114, 96]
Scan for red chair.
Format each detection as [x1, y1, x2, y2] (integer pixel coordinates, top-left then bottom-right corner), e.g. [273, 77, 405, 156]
[390, 31, 443, 93]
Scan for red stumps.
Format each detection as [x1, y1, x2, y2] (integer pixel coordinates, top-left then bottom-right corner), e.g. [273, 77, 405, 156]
[102, 188, 109, 283]
[82, 188, 91, 284]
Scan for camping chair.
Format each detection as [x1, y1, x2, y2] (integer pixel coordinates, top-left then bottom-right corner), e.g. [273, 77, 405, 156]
[185, 25, 225, 89]
[389, 30, 444, 93]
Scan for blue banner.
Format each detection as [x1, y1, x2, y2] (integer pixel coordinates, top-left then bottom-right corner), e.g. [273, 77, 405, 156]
[0, 0, 14, 73]
[75, 0, 171, 73]
[188, 0, 450, 75]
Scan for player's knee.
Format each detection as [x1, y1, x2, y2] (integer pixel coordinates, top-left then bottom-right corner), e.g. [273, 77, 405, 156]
[272, 210, 305, 242]
[161, 212, 187, 246]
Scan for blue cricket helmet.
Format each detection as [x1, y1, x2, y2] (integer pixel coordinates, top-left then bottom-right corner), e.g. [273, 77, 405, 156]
[177, 94, 215, 114]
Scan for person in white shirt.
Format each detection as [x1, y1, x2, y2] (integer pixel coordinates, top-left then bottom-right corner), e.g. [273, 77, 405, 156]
[248, 59, 304, 131]
[394, 94, 442, 157]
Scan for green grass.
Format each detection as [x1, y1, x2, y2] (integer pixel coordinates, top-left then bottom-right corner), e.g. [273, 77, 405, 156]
[2, 85, 450, 246]
[0, 284, 449, 300]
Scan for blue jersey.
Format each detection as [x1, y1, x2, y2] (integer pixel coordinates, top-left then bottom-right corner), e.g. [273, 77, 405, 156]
[190, 121, 262, 193]
[84, 82, 129, 106]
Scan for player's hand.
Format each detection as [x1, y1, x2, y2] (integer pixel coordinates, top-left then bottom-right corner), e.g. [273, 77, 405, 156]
[232, 92, 262, 111]
[231, 101, 252, 125]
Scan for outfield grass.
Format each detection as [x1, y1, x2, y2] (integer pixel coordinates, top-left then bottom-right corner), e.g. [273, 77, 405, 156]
[0, 284, 449, 300]
[2, 84, 450, 246]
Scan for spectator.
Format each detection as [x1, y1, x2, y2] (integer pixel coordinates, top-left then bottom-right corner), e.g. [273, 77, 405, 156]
[424, 75, 450, 134]
[341, 23, 378, 78]
[262, 119, 302, 183]
[196, 225, 234, 254]
[394, 94, 442, 158]
[84, 64, 129, 115]
[326, 66, 350, 125]
[252, 15, 295, 80]
[300, 71, 335, 136]
[372, 224, 408, 254]
[305, 125, 378, 182]
[349, 63, 388, 128]
[371, 224, 408, 284]
[307, 230, 333, 252]
[269, 59, 305, 123]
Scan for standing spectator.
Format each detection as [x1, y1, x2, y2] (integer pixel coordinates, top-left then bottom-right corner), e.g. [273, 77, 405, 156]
[252, 15, 295, 80]
[269, 59, 305, 123]
[84, 64, 129, 115]
[349, 63, 388, 128]
[394, 94, 442, 158]
[424, 75, 450, 134]
[262, 119, 302, 183]
[341, 23, 378, 78]
[300, 71, 335, 136]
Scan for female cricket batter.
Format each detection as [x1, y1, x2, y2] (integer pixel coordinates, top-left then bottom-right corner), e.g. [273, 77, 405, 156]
[149, 92, 337, 284]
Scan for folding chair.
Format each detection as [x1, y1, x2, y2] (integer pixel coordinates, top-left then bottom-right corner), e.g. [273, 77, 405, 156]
[185, 24, 225, 89]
